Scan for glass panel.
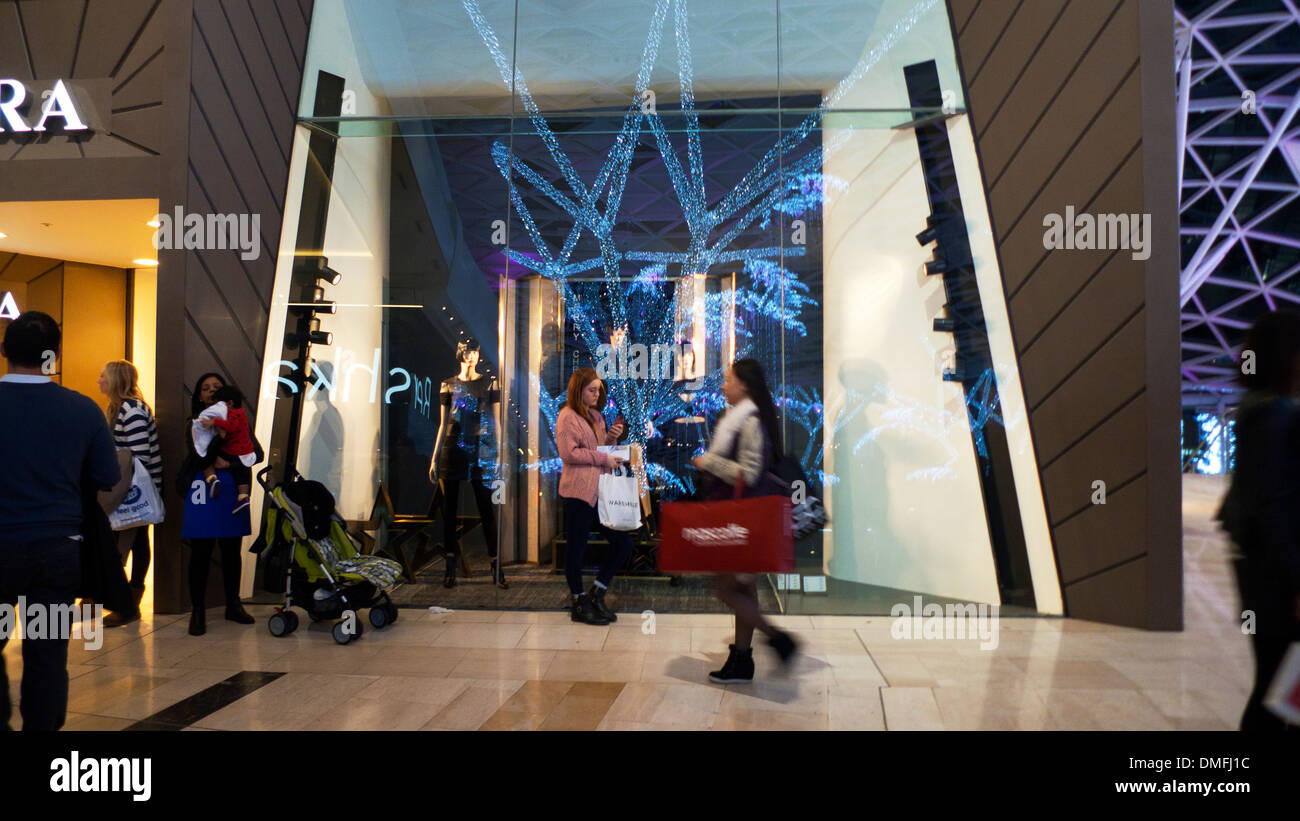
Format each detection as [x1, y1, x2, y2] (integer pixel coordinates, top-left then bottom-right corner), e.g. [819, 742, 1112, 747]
[277, 0, 1045, 618]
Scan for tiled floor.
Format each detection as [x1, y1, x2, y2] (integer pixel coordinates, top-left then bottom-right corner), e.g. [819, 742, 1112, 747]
[3, 475, 1254, 730]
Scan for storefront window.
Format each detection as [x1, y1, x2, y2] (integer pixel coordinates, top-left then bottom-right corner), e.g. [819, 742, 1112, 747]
[266, 0, 1059, 615]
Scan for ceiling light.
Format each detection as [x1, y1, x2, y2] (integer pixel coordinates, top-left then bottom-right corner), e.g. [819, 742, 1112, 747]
[0, 231, 7, 238]
[133, 258, 159, 267]
[146, 219, 161, 228]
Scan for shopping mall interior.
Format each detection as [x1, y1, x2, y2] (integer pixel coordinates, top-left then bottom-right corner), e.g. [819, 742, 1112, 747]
[0, 0, 1297, 739]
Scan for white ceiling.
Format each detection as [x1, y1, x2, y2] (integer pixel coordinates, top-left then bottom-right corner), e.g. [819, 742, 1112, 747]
[0, 199, 160, 270]
[345, 0, 886, 105]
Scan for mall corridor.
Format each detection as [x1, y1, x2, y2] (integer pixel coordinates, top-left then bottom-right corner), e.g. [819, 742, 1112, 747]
[2, 476, 1251, 731]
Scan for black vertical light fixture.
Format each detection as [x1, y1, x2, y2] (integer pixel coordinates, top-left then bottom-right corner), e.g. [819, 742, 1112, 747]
[269, 70, 347, 484]
[905, 60, 1036, 610]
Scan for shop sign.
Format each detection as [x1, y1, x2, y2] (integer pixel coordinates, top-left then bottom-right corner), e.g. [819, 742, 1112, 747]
[0, 78, 90, 133]
[0, 291, 19, 320]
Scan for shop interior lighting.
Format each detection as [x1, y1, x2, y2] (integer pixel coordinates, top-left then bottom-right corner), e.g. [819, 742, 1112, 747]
[133, 258, 159, 266]
[308, 330, 333, 345]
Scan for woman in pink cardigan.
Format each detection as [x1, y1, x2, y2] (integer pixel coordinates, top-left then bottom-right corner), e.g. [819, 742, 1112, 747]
[557, 367, 632, 625]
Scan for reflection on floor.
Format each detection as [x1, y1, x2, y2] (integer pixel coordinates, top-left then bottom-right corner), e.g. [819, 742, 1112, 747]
[2, 475, 1252, 730]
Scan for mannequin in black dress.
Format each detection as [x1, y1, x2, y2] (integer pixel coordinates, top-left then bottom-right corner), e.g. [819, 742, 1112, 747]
[427, 338, 508, 589]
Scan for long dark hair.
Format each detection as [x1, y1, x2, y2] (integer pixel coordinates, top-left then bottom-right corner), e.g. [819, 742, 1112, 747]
[189, 372, 226, 418]
[1241, 311, 1300, 396]
[732, 358, 782, 462]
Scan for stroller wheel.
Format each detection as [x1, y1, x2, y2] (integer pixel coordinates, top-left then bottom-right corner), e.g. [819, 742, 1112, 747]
[386, 604, 399, 624]
[331, 620, 354, 645]
[368, 606, 389, 629]
[284, 611, 300, 633]
[268, 613, 291, 638]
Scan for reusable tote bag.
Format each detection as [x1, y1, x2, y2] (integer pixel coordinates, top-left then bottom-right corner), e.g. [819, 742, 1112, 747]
[108, 456, 166, 530]
[658, 476, 794, 574]
[598, 464, 642, 531]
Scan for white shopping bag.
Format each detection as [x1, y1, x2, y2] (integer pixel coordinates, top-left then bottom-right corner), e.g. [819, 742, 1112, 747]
[598, 464, 642, 531]
[1264, 642, 1300, 725]
[109, 456, 166, 531]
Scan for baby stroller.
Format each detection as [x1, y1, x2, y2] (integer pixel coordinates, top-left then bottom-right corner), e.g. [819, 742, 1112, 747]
[253, 467, 403, 645]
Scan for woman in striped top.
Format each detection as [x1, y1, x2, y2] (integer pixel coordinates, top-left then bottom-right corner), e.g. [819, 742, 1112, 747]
[98, 360, 163, 610]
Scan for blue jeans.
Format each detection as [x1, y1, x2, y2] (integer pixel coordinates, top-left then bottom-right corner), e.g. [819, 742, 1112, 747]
[563, 497, 634, 596]
[0, 537, 80, 731]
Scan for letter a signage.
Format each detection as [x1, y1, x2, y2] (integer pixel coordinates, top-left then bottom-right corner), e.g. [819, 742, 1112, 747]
[0, 291, 19, 320]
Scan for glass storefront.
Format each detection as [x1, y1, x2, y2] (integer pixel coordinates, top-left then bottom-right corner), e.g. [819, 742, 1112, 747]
[261, 0, 1063, 615]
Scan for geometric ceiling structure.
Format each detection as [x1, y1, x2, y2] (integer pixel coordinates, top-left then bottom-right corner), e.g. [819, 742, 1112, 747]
[1176, 0, 1300, 407]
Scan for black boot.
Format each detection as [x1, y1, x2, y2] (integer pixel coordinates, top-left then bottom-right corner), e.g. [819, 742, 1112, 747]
[708, 644, 755, 684]
[491, 559, 509, 590]
[443, 553, 457, 588]
[570, 593, 610, 626]
[767, 630, 799, 671]
[225, 603, 254, 624]
[188, 608, 206, 636]
[588, 585, 617, 622]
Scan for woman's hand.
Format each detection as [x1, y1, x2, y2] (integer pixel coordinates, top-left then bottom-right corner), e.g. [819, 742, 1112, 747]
[608, 420, 625, 439]
[690, 455, 704, 469]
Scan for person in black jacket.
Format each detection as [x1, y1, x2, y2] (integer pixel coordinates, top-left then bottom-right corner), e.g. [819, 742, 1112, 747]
[0, 312, 120, 731]
[1217, 310, 1300, 732]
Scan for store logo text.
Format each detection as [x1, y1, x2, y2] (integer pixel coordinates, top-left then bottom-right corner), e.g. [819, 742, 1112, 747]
[0, 78, 88, 133]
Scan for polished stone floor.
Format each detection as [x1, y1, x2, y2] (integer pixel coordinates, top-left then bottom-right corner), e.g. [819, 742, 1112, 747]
[3, 475, 1254, 730]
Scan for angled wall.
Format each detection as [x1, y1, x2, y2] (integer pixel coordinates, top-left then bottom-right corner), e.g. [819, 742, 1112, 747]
[946, 0, 1182, 628]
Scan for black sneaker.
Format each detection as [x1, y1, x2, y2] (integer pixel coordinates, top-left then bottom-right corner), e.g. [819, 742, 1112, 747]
[588, 585, 617, 622]
[768, 630, 799, 671]
[708, 644, 755, 684]
[570, 593, 610, 625]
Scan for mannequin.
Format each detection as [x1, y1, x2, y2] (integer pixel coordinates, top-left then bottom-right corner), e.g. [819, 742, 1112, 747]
[428, 338, 508, 589]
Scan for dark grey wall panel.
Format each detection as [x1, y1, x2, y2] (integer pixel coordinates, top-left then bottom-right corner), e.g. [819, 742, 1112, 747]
[951, 0, 1179, 631]
[148, 0, 314, 614]
[1054, 474, 1147, 585]
[1040, 392, 1147, 519]
[958, 0, 1021, 80]
[1030, 312, 1146, 466]
[976, 0, 1122, 185]
[1061, 556, 1149, 626]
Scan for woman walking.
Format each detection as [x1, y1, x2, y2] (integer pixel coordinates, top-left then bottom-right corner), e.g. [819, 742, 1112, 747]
[556, 368, 632, 625]
[176, 372, 256, 636]
[693, 358, 799, 683]
[1217, 312, 1300, 732]
[97, 360, 162, 627]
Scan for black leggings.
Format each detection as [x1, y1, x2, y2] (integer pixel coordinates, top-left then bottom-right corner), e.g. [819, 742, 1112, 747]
[188, 537, 242, 611]
[440, 478, 498, 561]
[117, 527, 151, 588]
[563, 496, 634, 595]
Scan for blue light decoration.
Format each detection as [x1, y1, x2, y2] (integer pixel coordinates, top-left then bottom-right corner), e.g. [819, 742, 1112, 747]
[461, 0, 946, 495]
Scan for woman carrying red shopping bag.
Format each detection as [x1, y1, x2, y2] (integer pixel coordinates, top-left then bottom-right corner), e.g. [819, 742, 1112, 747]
[691, 359, 799, 683]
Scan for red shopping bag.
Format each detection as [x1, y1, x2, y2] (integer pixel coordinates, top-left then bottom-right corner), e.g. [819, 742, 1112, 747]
[658, 477, 793, 574]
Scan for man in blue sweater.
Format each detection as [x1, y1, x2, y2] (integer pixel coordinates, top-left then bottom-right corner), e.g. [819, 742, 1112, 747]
[0, 311, 120, 731]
